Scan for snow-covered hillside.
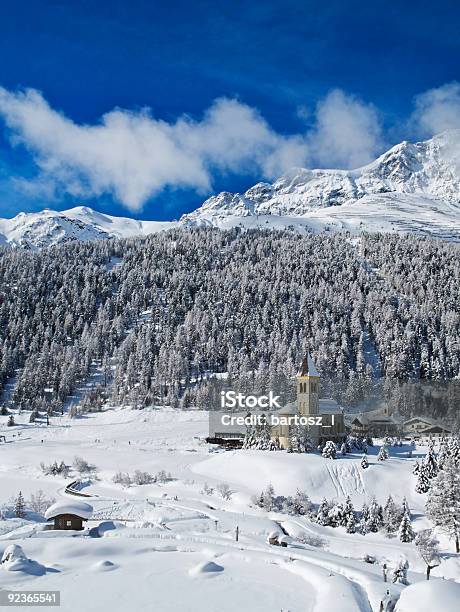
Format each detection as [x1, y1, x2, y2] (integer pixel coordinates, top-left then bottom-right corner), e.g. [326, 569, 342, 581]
[0, 206, 173, 249]
[1, 408, 459, 611]
[181, 131, 460, 241]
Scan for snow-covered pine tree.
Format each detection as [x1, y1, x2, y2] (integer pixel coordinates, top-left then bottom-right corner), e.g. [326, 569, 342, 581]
[426, 457, 460, 552]
[361, 454, 369, 469]
[292, 489, 311, 515]
[346, 512, 356, 533]
[366, 497, 383, 533]
[415, 465, 431, 494]
[316, 498, 331, 526]
[255, 416, 273, 451]
[392, 559, 409, 585]
[401, 497, 410, 518]
[423, 447, 438, 479]
[289, 424, 313, 453]
[322, 441, 337, 459]
[383, 495, 399, 534]
[7, 415, 15, 427]
[448, 437, 460, 465]
[358, 504, 369, 535]
[413, 461, 420, 475]
[377, 445, 389, 461]
[415, 529, 441, 580]
[261, 483, 275, 511]
[242, 423, 257, 449]
[398, 512, 415, 542]
[14, 492, 26, 518]
[328, 502, 344, 527]
[342, 496, 355, 528]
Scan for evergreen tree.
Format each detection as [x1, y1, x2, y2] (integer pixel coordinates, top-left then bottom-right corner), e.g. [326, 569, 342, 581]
[342, 496, 355, 527]
[423, 448, 438, 479]
[392, 559, 409, 585]
[322, 441, 337, 459]
[316, 498, 331, 526]
[383, 495, 399, 534]
[328, 502, 344, 527]
[426, 458, 460, 552]
[14, 491, 26, 518]
[7, 415, 15, 427]
[361, 454, 369, 469]
[377, 445, 389, 461]
[366, 497, 383, 533]
[398, 512, 415, 543]
[401, 496, 411, 519]
[416, 465, 431, 494]
[292, 490, 311, 515]
[260, 483, 275, 511]
[346, 512, 356, 533]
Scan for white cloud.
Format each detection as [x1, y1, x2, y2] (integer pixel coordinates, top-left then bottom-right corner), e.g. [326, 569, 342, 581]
[0, 88, 310, 211]
[0, 86, 387, 211]
[308, 89, 383, 169]
[410, 82, 460, 137]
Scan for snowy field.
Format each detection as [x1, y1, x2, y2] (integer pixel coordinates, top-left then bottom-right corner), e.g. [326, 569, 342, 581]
[0, 408, 459, 611]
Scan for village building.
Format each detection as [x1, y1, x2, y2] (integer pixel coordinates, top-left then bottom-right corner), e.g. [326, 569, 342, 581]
[402, 416, 452, 438]
[44, 500, 93, 531]
[270, 354, 346, 448]
[350, 407, 402, 437]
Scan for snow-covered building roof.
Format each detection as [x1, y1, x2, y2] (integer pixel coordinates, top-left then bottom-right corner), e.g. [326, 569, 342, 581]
[44, 500, 93, 520]
[276, 401, 297, 415]
[276, 398, 342, 416]
[403, 416, 450, 428]
[318, 398, 341, 414]
[351, 407, 404, 426]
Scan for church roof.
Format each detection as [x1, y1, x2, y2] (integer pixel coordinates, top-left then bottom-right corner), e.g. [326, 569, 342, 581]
[276, 402, 297, 415]
[318, 398, 341, 414]
[275, 398, 342, 415]
[297, 353, 320, 377]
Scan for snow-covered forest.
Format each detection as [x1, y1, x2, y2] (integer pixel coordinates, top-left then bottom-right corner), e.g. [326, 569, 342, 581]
[0, 228, 459, 419]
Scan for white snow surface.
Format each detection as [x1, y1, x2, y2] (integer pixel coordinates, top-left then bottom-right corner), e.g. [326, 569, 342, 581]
[394, 579, 460, 611]
[0, 406, 459, 611]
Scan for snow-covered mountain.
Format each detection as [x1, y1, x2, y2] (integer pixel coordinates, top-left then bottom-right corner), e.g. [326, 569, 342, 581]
[180, 131, 460, 241]
[0, 206, 174, 249]
[3, 131, 460, 247]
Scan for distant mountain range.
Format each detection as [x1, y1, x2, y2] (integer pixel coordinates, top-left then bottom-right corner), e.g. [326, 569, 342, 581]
[0, 206, 173, 249]
[2, 131, 460, 248]
[181, 131, 460, 241]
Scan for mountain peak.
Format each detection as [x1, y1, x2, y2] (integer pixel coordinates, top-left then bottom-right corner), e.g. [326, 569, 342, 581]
[180, 131, 460, 241]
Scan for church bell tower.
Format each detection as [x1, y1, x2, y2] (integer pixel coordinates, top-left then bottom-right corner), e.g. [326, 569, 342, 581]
[297, 353, 320, 416]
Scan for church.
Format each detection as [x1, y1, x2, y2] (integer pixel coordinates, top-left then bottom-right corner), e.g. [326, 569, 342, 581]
[270, 353, 346, 448]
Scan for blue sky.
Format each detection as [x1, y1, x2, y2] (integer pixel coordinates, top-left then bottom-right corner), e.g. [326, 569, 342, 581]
[0, 0, 460, 220]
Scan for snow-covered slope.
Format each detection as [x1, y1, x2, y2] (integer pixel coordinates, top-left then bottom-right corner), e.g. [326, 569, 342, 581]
[0, 206, 174, 249]
[1, 408, 459, 612]
[181, 131, 460, 240]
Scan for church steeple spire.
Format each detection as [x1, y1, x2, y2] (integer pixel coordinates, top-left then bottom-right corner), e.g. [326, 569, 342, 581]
[297, 352, 320, 416]
[297, 352, 320, 377]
